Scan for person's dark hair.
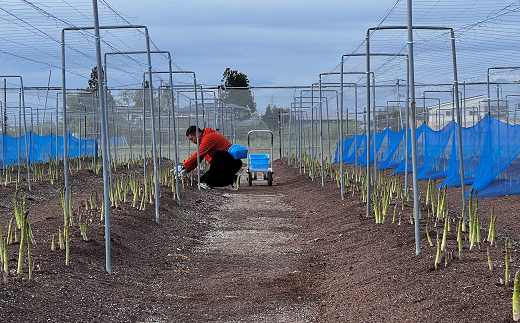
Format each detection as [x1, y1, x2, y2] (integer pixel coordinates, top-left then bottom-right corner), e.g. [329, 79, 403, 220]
[186, 125, 203, 137]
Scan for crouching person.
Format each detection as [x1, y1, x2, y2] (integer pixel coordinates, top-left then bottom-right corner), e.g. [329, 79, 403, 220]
[177, 125, 242, 190]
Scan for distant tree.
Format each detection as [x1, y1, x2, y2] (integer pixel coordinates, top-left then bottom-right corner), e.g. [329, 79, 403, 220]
[63, 66, 123, 135]
[86, 66, 119, 104]
[220, 68, 257, 117]
[88, 66, 101, 94]
[222, 68, 249, 88]
[261, 104, 289, 131]
[116, 81, 169, 114]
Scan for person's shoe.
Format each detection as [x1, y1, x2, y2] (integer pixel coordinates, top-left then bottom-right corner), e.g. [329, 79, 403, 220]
[198, 182, 212, 190]
[230, 175, 240, 191]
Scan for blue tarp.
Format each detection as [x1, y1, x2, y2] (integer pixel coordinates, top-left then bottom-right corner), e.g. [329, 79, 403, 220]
[378, 126, 406, 169]
[0, 131, 97, 168]
[334, 115, 520, 199]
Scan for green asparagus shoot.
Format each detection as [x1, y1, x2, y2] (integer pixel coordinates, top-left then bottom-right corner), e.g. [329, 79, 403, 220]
[514, 270, 520, 321]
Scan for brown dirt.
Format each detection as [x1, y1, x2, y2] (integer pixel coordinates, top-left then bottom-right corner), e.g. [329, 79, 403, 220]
[0, 158, 519, 322]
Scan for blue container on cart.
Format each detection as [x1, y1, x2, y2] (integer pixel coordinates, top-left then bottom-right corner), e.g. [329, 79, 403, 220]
[228, 144, 248, 159]
[249, 154, 270, 169]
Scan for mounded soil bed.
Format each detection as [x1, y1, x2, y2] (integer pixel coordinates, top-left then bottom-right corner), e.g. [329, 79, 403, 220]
[0, 158, 519, 322]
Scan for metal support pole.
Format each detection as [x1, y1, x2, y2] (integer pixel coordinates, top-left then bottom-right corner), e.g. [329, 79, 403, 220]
[90, 0, 111, 273]
[451, 29, 466, 226]
[339, 61, 345, 200]
[143, 28, 161, 223]
[318, 77, 325, 186]
[365, 33, 372, 219]
[406, 1, 421, 255]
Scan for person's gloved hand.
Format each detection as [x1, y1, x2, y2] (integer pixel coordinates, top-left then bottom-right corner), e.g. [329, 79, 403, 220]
[173, 165, 187, 177]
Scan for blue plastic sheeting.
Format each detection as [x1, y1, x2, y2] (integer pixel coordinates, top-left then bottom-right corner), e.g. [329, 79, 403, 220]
[333, 136, 353, 163]
[378, 127, 406, 169]
[0, 131, 97, 168]
[440, 117, 490, 188]
[347, 133, 366, 164]
[334, 115, 520, 199]
[416, 123, 454, 180]
[466, 116, 520, 198]
[334, 133, 367, 164]
[392, 124, 427, 175]
[357, 128, 390, 167]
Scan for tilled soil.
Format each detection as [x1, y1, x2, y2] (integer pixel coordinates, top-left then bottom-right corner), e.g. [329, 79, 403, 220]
[0, 159, 519, 322]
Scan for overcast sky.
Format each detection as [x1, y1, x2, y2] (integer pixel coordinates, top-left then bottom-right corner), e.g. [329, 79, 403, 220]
[107, 0, 391, 88]
[0, 0, 396, 115]
[4, 0, 519, 115]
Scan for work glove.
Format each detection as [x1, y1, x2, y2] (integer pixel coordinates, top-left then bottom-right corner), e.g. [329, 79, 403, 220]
[173, 165, 187, 177]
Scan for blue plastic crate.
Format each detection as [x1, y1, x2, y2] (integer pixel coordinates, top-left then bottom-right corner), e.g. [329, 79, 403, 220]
[228, 144, 248, 159]
[249, 154, 269, 169]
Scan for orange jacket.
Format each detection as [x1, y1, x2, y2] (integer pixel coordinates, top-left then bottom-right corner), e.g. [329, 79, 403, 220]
[183, 127, 232, 172]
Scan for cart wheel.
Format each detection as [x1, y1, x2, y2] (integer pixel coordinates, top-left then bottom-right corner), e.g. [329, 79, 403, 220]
[254, 172, 257, 180]
[248, 172, 253, 186]
[267, 172, 273, 186]
[263, 172, 268, 180]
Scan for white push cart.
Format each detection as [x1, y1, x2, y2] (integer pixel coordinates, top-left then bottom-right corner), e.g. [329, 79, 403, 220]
[247, 130, 274, 186]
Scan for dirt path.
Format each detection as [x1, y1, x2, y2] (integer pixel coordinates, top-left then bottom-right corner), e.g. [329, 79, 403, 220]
[170, 188, 320, 322]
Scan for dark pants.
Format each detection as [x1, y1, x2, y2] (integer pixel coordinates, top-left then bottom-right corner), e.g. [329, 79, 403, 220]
[201, 150, 243, 187]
